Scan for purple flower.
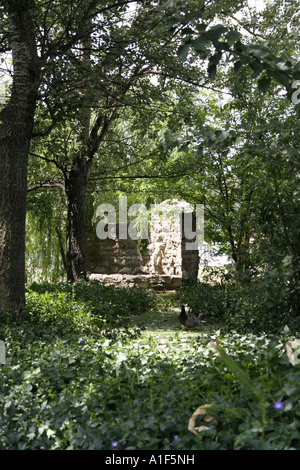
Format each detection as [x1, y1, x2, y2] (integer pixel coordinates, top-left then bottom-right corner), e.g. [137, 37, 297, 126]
[273, 401, 284, 410]
[78, 338, 84, 343]
[173, 435, 179, 441]
[111, 441, 118, 447]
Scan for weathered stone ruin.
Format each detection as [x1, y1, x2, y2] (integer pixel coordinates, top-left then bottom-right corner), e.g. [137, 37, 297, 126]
[85, 199, 199, 290]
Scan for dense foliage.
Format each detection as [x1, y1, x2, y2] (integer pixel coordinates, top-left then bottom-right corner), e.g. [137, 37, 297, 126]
[1, 0, 300, 453]
[0, 281, 299, 450]
[182, 269, 300, 334]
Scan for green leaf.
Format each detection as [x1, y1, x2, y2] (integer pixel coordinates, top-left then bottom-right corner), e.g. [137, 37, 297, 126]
[233, 60, 243, 72]
[258, 75, 271, 92]
[177, 43, 190, 62]
[270, 70, 291, 88]
[196, 22, 207, 33]
[205, 24, 227, 44]
[226, 30, 242, 46]
[208, 63, 217, 81]
[209, 51, 222, 66]
[246, 44, 273, 60]
[250, 61, 264, 78]
[213, 341, 259, 398]
[193, 36, 206, 52]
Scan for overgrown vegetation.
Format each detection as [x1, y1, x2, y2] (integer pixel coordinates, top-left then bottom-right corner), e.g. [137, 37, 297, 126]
[0, 280, 299, 450]
[182, 267, 300, 334]
[1, 0, 300, 452]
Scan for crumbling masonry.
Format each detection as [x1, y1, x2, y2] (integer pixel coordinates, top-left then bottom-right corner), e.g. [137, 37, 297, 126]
[85, 199, 199, 290]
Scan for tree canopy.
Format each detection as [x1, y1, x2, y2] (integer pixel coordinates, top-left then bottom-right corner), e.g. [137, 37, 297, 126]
[1, 0, 300, 316]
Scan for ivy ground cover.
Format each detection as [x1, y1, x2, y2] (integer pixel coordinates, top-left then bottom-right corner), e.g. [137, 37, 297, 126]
[0, 281, 299, 450]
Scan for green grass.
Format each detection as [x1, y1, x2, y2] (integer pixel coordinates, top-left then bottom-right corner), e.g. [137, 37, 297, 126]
[129, 305, 210, 345]
[0, 281, 300, 450]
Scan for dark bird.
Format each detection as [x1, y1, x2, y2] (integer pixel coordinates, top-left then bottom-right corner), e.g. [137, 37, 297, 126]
[179, 305, 202, 328]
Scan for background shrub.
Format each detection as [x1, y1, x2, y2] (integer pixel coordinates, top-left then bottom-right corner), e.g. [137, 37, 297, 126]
[25, 280, 157, 332]
[180, 276, 300, 334]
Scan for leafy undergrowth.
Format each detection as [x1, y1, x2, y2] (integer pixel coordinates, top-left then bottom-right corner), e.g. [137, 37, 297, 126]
[0, 281, 300, 450]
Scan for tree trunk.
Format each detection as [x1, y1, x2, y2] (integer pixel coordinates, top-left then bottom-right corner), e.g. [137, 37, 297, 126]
[65, 160, 92, 282]
[0, 1, 39, 316]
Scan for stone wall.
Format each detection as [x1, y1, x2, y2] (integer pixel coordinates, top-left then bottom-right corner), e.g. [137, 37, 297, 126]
[85, 199, 199, 288]
[85, 227, 149, 276]
[89, 274, 182, 291]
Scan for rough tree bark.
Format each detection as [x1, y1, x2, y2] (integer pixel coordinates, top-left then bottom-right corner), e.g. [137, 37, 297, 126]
[0, 0, 40, 316]
[64, 37, 92, 282]
[65, 159, 92, 282]
[64, 106, 118, 282]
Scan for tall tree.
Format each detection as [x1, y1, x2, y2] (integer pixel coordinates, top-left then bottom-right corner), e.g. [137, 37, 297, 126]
[0, 0, 40, 315]
[0, 0, 123, 312]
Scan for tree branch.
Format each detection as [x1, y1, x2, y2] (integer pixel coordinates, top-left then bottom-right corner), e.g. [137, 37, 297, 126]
[29, 151, 66, 173]
[27, 182, 65, 193]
